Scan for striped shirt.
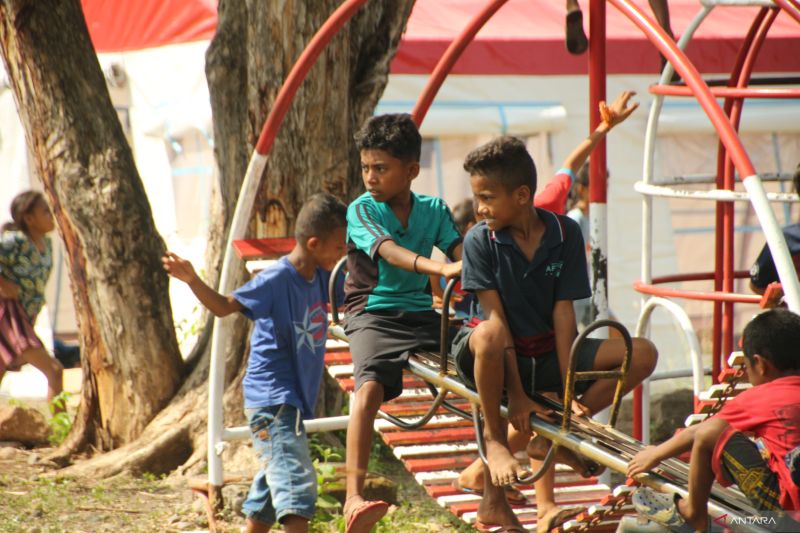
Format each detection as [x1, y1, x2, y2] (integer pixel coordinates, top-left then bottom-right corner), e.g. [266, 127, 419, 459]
[344, 192, 462, 314]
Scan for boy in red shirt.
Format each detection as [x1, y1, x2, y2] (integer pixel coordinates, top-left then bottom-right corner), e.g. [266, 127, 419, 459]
[629, 308, 800, 531]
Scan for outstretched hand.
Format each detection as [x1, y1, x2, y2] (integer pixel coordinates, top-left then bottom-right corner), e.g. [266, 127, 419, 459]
[162, 251, 198, 284]
[599, 90, 639, 130]
[627, 445, 661, 478]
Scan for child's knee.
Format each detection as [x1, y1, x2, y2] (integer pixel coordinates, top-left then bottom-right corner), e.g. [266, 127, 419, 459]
[470, 321, 506, 359]
[632, 337, 658, 376]
[354, 380, 383, 412]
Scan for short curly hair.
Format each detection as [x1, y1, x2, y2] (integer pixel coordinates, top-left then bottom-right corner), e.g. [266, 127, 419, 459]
[463, 136, 537, 194]
[742, 308, 800, 372]
[295, 192, 347, 242]
[354, 113, 421, 162]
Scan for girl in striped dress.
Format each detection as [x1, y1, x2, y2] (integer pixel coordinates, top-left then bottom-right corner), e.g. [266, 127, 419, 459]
[0, 191, 63, 404]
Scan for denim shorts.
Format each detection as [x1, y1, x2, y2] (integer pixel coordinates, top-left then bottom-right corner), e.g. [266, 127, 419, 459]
[242, 404, 317, 525]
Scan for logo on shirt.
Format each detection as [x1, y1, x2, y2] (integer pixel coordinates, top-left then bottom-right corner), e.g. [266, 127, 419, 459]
[545, 260, 564, 277]
[294, 302, 327, 352]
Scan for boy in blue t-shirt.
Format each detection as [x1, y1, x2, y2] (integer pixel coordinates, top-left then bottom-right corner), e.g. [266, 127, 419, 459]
[163, 193, 347, 533]
[454, 132, 658, 532]
[343, 114, 463, 532]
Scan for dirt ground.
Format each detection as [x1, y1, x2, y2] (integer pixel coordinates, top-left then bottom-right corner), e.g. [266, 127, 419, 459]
[0, 442, 474, 533]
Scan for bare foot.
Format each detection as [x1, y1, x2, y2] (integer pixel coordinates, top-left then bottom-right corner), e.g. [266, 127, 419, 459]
[537, 504, 584, 533]
[676, 495, 707, 532]
[486, 439, 526, 486]
[526, 435, 605, 478]
[476, 491, 525, 531]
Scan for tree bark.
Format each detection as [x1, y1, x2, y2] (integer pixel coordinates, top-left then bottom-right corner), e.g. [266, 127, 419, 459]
[0, 0, 184, 451]
[15, 0, 414, 480]
[201, 0, 415, 432]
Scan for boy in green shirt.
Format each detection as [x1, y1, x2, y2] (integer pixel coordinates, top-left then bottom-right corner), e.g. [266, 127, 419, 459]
[343, 114, 462, 532]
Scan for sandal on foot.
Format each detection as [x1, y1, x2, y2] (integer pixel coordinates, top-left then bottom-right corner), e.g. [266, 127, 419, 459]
[565, 9, 588, 55]
[538, 505, 585, 533]
[345, 499, 389, 533]
[451, 479, 529, 506]
[632, 487, 695, 533]
[475, 520, 528, 532]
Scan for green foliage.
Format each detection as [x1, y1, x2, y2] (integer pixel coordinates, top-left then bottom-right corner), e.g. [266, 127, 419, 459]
[309, 436, 344, 524]
[175, 299, 204, 351]
[47, 391, 73, 445]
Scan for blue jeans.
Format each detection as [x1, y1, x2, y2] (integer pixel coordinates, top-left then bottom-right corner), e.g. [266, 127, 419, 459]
[242, 404, 317, 525]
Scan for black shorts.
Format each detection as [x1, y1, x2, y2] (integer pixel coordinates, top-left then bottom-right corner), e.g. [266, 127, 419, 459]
[345, 310, 442, 402]
[451, 326, 602, 397]
[713, 426, 783, 512]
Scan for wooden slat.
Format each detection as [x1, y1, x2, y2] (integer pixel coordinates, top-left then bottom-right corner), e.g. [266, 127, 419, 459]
[232, 237, 296, 260]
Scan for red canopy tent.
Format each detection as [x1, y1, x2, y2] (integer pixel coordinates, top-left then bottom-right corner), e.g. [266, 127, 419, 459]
[81, 0, 800, 74]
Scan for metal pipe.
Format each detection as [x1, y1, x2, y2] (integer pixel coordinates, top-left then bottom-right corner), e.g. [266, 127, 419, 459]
[722, 8, 778, 364]
[589, 0, 609, 323]
[411, 0, 508, 126]
[611, 0, 800, 313]
[635, 297, 706, 428]
[440, 278, 458, 375]
[637, 5, 711, 439]
[634, 281, 762, 304]
[634, 182, 799, 203]
[223, 415, 352, 441]
[651, 270, 756, 284]
[648, 85, 800, 98]
[713, 7, 767, 382]
[774, 0, 800, 24]
[329, 256, 347, 325]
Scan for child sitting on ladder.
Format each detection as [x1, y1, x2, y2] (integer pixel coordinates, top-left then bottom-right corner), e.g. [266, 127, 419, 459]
[163, 193, 347, 533]
[452, 93, 658, 531]
[342, 113, 463, 532]
[629, 308, 800, 532]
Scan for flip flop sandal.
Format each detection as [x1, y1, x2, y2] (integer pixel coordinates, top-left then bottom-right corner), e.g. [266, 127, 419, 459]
[565, 9, 589, 55]
[540, 505, 585, 532]
[474, 520, 528, 532]
[452, 479, 529, 506]
[345, 499, 389, 533]
[632, 487, 695, 533]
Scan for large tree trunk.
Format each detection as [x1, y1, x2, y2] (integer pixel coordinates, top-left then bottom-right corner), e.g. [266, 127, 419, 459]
[51, 0, 415, 479]
[0, 0, 184, 453]
[204, 0, 417, 432]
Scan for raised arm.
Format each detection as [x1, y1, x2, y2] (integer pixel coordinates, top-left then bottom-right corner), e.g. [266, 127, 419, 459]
[162, 252, 244, 317]
[560, 90, 639, 176]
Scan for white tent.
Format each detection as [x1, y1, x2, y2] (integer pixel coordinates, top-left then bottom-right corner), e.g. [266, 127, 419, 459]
[2, 0, 799, 398]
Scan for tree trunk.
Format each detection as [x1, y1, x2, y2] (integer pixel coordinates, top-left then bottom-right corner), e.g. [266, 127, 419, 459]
[0, 0, 184, 452]
[15, 0, 413, 480]
[203, 0, 416, 442]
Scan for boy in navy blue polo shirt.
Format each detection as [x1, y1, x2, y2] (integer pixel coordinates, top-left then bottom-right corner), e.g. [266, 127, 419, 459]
[163, 193, 347, 533]
[343, 114, 463, 532]
[750, 162, 800, 305]
[454, 128, 658, 530]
